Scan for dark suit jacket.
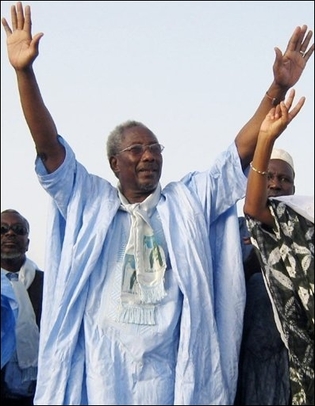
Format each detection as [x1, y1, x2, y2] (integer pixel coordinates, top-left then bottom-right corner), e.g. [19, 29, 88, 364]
[27, 269, 44, 328]
[1, 268, 44, 402]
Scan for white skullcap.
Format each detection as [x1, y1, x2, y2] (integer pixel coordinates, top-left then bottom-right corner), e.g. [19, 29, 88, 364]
[270, 148, 294, 172]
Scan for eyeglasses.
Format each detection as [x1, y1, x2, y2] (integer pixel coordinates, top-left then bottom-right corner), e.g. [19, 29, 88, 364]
[1, 224, 28, 236]
[117, 143, 164, 156]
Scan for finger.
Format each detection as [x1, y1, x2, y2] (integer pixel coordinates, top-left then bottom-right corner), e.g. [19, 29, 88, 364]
[1, 18, 13, 36]
[279, 101, 289, 121]
[24, 5, 31, 32]
[10, 4, 17, 31]
[303, 43, 315, 62]
[300, 29, 313, 53]
[16, 1, 25, 31]
[272, 47, 283, 72]
[273, 47, 283, 62]
[284, 88, 295, 110]
[273, 104, 282, 120]
[284, 26, 302, 53]
[297, 24, 308, 47]
[266, 111, 274, 121]
[31, 32, 44, 53]
[288, 97, 306, 123]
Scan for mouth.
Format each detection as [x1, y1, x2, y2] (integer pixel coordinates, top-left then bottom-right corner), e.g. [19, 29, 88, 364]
[138, 167, 160, 178]
[2, 241, 18, 248]
[138, 165, 158, 172]
[140, 169, 156, 175]
[268, 191, 281, 197]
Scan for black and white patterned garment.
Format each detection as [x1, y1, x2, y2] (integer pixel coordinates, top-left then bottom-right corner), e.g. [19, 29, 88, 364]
[246, 199, 314, 406]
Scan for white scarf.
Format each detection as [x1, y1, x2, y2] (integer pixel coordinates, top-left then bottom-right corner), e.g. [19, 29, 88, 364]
[2, 258, 40, 381]
[118, 183, 167, 325]
[271, 195, 314, 223]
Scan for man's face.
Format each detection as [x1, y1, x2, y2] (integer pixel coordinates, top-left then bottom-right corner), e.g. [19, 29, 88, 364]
[267, 159, 295, 197]
[109, 125, 163, 202]
[1, 212, 29, 260]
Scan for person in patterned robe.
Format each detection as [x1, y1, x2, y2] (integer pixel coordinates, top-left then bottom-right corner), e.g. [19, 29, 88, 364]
[244, 89, 314, 405]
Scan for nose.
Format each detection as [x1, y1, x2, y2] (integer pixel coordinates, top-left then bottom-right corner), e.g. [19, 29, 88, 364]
[268, 176, 282, 190]
[5, 228, 16, 236]
[141, 147, 155, 159]
[2, 229, 17, 238]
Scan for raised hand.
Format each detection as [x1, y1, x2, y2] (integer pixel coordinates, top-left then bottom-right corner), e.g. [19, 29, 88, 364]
[273, 25, 314, 89]
[1, 2, 43, 70]
[259, 89, 305, 142]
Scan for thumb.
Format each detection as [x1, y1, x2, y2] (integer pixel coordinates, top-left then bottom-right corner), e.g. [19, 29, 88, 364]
[273, 46, 283, 61]
[31, 32, 44, 53]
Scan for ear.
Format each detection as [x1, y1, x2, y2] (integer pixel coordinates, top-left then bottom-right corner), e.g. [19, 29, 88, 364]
[109, 156, 120, 178]
[25, 238, 30, 252]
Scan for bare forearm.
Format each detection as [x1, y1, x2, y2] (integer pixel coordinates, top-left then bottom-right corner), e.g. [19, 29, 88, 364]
[236, 25, 314, 169]
[243, 135, 274, 226]
[16, 67, 65, 172]
[243, 89, 305, 226]
[235, 82, 287, 170]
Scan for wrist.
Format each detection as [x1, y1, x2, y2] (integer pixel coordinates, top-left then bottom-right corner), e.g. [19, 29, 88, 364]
[266, 82, 288, 105]
[265, 91, 285, 106]
[250, 162, 268, 175]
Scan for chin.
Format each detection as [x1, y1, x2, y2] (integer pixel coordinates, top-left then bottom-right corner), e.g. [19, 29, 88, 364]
[1, 252, 23, 260]
[140, 180, 159, 192]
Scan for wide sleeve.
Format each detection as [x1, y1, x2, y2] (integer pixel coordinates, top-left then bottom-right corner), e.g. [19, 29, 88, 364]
[1, 271, 18, 368]
[181, 142, 248, 228]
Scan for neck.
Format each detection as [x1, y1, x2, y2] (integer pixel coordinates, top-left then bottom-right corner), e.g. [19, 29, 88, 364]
[120, 187, 157, 204]
[1, 255, 26, 273]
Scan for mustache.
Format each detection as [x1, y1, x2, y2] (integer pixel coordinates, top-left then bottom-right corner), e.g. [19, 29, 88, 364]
[137, 164, 160, 171]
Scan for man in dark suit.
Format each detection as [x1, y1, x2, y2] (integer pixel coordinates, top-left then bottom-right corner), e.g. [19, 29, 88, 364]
[1, 209, 43, 406]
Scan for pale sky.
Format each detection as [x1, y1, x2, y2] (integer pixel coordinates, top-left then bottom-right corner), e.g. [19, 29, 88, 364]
[1, 1, 314, 270]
